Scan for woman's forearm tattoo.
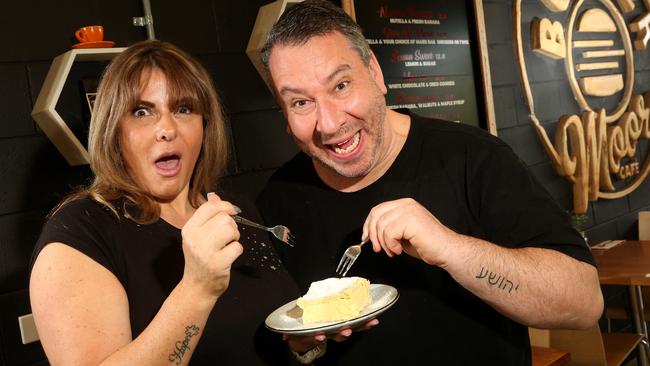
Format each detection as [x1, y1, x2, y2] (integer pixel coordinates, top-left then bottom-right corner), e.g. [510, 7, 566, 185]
[168, 324, 200, 365]
[476, 267, 520, 294]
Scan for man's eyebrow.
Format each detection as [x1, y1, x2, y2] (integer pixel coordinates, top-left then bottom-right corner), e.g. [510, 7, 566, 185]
[278, 64, 353, 97]
[278, 86, 303, 97]
[325, 64, 352, 84]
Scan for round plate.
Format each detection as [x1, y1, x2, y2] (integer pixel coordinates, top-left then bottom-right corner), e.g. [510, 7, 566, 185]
[265, 284, 399, 336]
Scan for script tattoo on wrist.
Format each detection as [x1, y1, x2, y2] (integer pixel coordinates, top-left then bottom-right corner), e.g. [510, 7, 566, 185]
[168, 324, 200, 365]
[475, 267, 520, 294]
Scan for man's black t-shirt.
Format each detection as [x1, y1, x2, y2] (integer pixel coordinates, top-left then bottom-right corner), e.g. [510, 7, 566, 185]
[257, 111, 594, 365]
[31, 194, 300, 365]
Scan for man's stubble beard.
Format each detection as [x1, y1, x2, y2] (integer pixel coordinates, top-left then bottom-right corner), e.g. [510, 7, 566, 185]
[313, 93, 387, 179]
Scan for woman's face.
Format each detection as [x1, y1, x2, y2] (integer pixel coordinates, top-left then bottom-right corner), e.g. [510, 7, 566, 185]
[119, 69, 204, 202]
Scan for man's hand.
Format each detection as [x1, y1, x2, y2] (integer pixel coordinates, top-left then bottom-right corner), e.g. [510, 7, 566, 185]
[283, 319, 379, 353]
[362, 198, 456, 266]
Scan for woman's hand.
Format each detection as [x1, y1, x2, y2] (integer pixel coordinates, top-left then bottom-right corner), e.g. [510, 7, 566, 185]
[180, 193, 243, 300]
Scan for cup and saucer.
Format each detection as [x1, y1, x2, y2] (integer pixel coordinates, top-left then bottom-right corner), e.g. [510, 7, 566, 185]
[71, 25, 116, 49]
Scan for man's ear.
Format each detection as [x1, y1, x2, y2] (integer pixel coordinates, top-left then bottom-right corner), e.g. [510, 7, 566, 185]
[368, 50, 388, 95]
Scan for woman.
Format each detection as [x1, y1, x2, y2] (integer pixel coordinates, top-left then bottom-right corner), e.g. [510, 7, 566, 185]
[29, 40, 298, 365]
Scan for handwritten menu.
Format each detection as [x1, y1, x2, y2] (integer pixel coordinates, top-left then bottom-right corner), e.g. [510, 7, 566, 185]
[355, 0, 481, 127]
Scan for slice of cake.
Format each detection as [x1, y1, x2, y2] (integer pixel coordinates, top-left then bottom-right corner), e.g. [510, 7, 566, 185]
[297, 277, 371, 324]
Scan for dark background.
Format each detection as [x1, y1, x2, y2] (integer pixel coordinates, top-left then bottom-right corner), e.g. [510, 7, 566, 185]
[1, 0, 650, 364]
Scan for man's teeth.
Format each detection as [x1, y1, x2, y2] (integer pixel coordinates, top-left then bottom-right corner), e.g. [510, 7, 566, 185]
[333, 132, 360, 154]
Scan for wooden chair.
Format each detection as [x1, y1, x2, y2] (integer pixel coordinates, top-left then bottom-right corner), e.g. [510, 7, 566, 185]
[605, 287, 650, 325]
[640, 212, 650, 241]
[529, 326, 644, 366]
[605, 212, 650, 325]
[531, 345, 572, 366]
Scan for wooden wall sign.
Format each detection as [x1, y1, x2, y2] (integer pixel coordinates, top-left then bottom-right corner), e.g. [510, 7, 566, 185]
[514, 0, 650, 214]
[343, 0, 496, 134]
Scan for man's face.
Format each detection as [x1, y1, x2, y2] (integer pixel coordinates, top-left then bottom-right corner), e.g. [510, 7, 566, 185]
[268, 32, 388, 179]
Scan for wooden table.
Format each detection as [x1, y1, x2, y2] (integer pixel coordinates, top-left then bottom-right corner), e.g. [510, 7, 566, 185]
[593, 240, 650, 366]
[531, 346, 571, 366]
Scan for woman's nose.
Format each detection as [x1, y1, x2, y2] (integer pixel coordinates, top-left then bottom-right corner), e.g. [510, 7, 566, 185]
[155, 113, 177, 142]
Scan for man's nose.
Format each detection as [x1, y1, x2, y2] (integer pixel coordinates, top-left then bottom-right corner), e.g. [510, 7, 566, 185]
[315, 98, 345, 135]
[155, 112, 177, 142]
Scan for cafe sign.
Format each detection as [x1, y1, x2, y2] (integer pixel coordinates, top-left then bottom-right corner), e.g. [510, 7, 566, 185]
[514, 0, 650, 214]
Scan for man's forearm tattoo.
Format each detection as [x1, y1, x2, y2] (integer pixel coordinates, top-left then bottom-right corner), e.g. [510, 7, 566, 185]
[168, 324, 200, 365]
[476, 267, 520, 294]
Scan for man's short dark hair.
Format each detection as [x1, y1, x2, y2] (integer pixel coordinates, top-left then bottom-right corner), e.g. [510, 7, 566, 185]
[260, 0, 370, 68]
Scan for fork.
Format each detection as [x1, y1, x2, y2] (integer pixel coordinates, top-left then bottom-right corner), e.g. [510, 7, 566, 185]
[232, 216, 295, 247]
[335, 238, 370, 277]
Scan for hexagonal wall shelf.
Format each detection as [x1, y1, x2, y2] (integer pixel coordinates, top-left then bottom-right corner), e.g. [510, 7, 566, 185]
[246, 0, 303, 91]
[31, 48, 126, 166]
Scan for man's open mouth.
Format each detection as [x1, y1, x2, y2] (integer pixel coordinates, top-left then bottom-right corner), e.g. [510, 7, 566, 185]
[330, 131, 361, 154]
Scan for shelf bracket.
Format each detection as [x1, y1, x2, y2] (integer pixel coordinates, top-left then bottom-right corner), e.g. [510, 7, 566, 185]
[133, 0, 156, 40]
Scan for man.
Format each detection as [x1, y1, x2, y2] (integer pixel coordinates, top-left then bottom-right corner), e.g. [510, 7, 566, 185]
[257, 1, 603, 364]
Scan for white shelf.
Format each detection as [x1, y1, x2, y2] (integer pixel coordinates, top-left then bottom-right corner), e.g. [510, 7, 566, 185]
[31, 47, 126, 165]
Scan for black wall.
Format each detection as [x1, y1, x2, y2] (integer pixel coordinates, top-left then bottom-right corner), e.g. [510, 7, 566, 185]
[1, 0, 649, 364]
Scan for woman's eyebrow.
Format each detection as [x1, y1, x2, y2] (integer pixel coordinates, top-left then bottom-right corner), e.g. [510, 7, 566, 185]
[173, 97, 197, 105]
[132, 100, 155, 108]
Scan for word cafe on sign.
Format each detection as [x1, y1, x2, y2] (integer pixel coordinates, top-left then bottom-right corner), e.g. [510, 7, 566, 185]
[514, 0, 650, 214]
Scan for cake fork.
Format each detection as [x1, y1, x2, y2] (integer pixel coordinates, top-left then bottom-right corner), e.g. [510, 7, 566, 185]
[233, 215, 295, 247]
[335, 238, 370, 277]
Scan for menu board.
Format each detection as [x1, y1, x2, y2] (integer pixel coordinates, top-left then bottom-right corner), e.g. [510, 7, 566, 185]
[355, 0, 481, 127]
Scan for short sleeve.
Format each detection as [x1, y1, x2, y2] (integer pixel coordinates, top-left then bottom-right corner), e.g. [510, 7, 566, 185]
[469, 141, 594, 266]
[29, 199, 124, 282]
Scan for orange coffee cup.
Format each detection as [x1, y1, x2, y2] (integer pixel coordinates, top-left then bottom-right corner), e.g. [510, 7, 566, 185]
[75, 25, 104, 43]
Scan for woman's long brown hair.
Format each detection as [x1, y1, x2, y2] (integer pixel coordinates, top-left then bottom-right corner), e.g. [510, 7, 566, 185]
[54, 40, 229, 224]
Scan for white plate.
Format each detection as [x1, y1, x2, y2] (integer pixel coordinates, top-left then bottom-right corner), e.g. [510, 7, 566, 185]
[265, 284, 399, 336]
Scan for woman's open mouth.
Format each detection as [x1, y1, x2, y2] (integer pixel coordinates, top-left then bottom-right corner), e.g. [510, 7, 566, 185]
[155, 153, 182, 176]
